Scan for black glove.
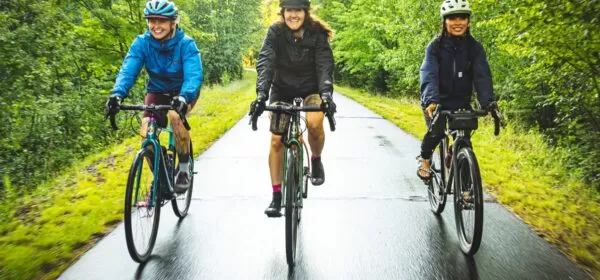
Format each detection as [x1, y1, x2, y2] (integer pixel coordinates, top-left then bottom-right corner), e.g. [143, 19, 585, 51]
[249, 92, 267, 117]
[105, 95, 121, 117]
[320, 92, 336, 115]
[171, 96, 188, 116]
[482, 101, 497, 112]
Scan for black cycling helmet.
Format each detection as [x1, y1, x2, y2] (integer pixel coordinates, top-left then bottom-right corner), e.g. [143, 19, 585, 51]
[280, 0, 310, 9]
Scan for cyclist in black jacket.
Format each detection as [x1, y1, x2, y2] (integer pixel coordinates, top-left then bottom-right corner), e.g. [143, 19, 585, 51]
[250, 0, 336, 217]
[417, 0, 495, 180]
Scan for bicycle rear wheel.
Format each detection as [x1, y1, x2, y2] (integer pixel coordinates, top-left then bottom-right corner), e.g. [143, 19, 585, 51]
[172, 141, 194, 218]
[453, 147, 483, 255]
[124, 147, 161, 263]
[428, 138, 449, 214]
[285, 147, 299, 268]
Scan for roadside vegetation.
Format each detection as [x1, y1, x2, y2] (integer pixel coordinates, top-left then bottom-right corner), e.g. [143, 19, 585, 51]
[337, 85, 600, 277]
[0, 72, 256, 280]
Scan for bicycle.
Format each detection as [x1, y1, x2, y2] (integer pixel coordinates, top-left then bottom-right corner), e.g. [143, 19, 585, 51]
[107, 103, 194, 263]
[250, 97, 336, 268]
[426, 105, 503, 256]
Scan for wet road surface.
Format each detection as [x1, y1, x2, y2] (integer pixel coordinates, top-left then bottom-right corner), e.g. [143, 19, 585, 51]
[60, 94, 590, 279]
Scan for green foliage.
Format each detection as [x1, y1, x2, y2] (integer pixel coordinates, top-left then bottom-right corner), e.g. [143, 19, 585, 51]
[0, 72, 257, 279]
[337, 85, 600, 277]
[0, 0, 262, 216]
[318, 0, 600, 189]
[189, 0, 263, 84]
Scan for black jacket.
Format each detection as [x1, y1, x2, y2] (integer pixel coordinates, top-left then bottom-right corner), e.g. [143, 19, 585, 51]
[420, 35, 494, 110]
[256, 22, 334, 98]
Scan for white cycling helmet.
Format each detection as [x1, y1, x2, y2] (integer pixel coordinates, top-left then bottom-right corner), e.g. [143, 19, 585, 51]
[440, 0, 472, 18]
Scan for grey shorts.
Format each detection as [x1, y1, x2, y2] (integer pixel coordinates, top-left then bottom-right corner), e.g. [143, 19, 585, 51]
[269, 93, 322, 135]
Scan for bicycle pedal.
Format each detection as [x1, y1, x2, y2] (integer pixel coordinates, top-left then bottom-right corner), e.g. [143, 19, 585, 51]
[265, 211, 282, 218]
[303, 167, 310, 176]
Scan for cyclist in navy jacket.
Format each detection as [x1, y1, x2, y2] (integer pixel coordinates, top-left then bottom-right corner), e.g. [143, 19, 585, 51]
[417, 0, 495, 180]
[105, 0, 203, 193]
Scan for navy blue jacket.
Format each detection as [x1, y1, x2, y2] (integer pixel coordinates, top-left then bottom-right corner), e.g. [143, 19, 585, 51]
[420, 35, 493, 110]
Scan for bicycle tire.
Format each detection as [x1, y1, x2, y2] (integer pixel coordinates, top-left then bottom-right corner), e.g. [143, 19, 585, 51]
[453, 147, 483, 255]
[172, 141, 194, 218]
[428, 138, 449, 214]
[124, 147, 161, 263]
[285, 147, 299, 268]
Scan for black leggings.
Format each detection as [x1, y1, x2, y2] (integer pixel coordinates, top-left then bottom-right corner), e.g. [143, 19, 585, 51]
[420, 111, 446, 160]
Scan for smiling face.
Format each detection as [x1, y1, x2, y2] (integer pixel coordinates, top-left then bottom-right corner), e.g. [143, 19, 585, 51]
[283, 8, 306, 31]
[444, 14, 469, 37]
[147, 18, 176, 40]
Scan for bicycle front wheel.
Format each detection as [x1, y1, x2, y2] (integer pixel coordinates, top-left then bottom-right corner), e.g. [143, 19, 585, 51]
[124, 147, 161, 263]
[285, 147, 299, 268]
[172, 141, 194, 218]
[428, 137, 449, 214]
[453, 147, 484, 255]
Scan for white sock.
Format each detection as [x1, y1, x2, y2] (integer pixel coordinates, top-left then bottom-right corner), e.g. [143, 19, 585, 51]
[179, 162, 189, 173]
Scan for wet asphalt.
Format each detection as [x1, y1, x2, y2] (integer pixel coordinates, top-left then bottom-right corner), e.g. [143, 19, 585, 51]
[59, 94, 591, 280]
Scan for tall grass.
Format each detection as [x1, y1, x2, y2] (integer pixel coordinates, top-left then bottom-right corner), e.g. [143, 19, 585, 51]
[0, 72, 256, 280]
[336, 85, 600, 277]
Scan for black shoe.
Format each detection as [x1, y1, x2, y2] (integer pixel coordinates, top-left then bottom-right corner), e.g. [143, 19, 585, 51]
[311, 157, 325, 186]
[264, 192, 282, 217]
[173, 171, 191, 194]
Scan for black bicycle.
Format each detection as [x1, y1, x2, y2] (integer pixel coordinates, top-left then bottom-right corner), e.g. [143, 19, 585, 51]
[250, 97, 335, 268]
[427, 105, 503, 255]
[107, 104, 194, 263]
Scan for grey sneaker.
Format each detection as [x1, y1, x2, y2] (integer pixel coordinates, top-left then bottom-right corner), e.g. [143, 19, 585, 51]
[173, 171, 191, 194]
[311, 157, 325, 186]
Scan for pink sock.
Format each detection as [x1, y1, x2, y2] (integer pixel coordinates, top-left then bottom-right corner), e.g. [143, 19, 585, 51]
[272, 184, 282, 193]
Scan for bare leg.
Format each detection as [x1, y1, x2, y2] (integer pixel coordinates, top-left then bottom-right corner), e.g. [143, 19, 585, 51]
[269, 134, 284, 185]
[305, 111, 325, 157]
[169, 110, 191, 155]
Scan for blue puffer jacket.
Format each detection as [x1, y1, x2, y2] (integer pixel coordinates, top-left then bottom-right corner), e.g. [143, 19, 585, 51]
[112, 28, 203, 103]
[419, 35, 493, 110]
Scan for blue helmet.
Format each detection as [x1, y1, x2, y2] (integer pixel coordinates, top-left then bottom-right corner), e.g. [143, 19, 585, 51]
[144, 0, 178, 20]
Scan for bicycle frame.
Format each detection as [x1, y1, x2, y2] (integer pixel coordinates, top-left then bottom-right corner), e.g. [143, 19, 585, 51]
[443, 129, 472, 194]
[133, 114, 176, 207]
[280, 102, 310, 209]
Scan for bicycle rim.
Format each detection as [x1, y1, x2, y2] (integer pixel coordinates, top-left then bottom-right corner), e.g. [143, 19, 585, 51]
[454, 147, 483, 255]
[428, 139, 448, 214]
[124, 148, 161, 263]
[172, 141, 194, 218]
[285, 148, 298, 267]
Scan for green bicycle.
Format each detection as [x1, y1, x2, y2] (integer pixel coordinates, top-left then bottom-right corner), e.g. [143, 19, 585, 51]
[250, 97, 336, 268]
[107, 103, 194, 263]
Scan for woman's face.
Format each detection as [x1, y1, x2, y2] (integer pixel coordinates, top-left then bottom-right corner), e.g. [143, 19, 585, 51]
[148, 18, 175, 40]
[284, 8, 306, 31]
[444, 15, 469, 37]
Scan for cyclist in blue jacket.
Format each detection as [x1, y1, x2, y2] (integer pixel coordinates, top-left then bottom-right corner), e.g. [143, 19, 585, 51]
[105, 0, 203, 193]
[417, 0, 495, 180]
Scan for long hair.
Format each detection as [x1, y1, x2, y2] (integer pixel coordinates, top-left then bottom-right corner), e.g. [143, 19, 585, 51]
[277, 8, 334, 41]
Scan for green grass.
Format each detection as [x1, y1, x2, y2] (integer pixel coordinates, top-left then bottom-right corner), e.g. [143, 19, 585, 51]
[337, 85, 600, 278]
[0, 72, 256, 280]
